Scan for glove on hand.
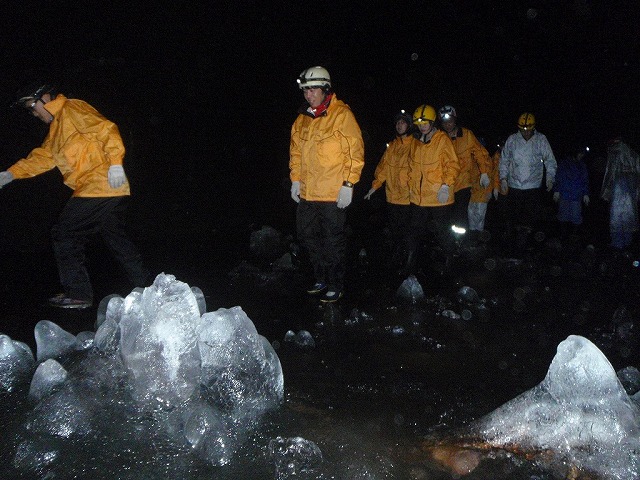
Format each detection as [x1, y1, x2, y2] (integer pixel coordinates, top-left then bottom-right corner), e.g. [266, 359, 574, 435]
[437, 184, 449, 204]
[480, 173, 490, 188]
[500, 179, 509, 195]
[492, 188, 499, 200]
[546, 177, 554, 192]
[290, 181, 300, 203]
[0, 171, 14, 189]
[337, 185, 353, 209]
[583, 195, 590, 206]
[553, 191, 560, 202]
[108, 165, 126, 189]
[364, 188, 376, 200]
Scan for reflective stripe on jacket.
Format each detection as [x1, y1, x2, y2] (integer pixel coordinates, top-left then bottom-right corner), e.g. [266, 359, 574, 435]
[8, 95, 129, 197]
[289, 95, 364, 202]
[499, 130, 557, 190]
[371, 135, 411, 205]
[407, 130, 460, 207]
[450, 127, 492, 192]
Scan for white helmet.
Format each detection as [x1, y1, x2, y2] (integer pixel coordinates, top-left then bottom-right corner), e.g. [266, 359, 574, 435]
[297, 66, 331, 90]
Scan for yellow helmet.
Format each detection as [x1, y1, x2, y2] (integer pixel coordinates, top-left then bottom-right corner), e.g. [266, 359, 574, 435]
[517, 112, 536, 131]
[413, 104, 436, 125]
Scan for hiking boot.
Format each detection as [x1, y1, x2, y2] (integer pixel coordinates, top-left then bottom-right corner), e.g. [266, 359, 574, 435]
[48, 294, 92, 309]
[320, 290, 343, 303]
[306, 282, 327, 295]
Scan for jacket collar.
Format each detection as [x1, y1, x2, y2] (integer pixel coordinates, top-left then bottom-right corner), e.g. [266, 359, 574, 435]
[43, 94, 67, 118]
[298, 93, 336, 118]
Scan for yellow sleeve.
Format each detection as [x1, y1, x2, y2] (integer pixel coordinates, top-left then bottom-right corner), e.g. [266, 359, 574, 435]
[469, 131, 491, 174]
[339, 110, 365, 184]
[289, 117, 302, 182]
[71, 103, 125, 165]
[7, 141, 56, 179]
[440, 136, 460, 187]
[371, 146, 390, 190]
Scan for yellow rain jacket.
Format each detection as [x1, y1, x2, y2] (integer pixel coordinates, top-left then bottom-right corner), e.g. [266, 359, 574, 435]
[408, 130, 460, 207]
[370, 135, 411, 205]
[471, 149, 500, 203]
[290, 95, 364, 202]
[449, 127, 491, 193]
[8, 94, 129, 197]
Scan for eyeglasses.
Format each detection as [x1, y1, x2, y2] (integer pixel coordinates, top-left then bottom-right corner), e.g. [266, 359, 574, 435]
[24, 98, 41, 115]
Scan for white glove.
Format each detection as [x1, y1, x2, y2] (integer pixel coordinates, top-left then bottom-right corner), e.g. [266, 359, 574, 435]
[0, 171, 14, 189]
[364, 187, 376, 200]
[480, 173, 490, 188]
[553, 191, 560, 202]
[437, 184, 449, 204]
[492, 188, 499, 200]
[337, 185, 353, 208]
[108, 165, 126, 188]
[583, 195, 590, 206]
[290, 181, 300, 203]
[545, 177, 554, 192]
[500, 178, 509, 195]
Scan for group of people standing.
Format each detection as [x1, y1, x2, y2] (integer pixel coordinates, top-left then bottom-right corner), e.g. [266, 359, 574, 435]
[289, 66, 640, 302]
[0, 69, 636, 309]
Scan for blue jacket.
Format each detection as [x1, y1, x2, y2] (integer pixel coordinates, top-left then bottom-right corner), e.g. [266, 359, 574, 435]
[554, 157, 589, 201]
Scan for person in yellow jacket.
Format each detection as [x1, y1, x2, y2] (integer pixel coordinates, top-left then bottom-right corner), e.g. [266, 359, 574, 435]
[468, 140, 501, 238]
[403, 104, 460, 275]
[290, 66, 364, 302]
[438, 105, 492, 232]
[0, 83, 149, 308]
[364, 110, 412, 269]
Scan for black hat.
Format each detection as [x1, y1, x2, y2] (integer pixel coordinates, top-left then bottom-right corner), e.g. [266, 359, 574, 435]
[11, 82, 55, 108]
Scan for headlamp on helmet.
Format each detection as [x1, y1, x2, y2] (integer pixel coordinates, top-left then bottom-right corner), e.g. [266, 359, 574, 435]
[394, 109, 413, 126]
[517, 112, 536, 131]
[297, 66, 331, 90]
[412, 104, 436, 125]
[438, 105, 457, 122]
[13, 83, 55, 109]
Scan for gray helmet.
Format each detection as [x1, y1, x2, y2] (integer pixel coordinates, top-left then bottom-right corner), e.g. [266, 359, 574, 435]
[393, 110, 413, 126]
[438, 105, 457, 121]
[297, 66, 331, 90]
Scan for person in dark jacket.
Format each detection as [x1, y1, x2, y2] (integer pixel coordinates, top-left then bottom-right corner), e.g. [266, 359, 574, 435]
[553, 147, 590, 238]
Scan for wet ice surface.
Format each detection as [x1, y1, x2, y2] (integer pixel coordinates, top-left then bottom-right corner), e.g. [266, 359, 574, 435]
[1, 225, 640, 479]
[2, 274, 285, 479]
[474, 335, 640, 478]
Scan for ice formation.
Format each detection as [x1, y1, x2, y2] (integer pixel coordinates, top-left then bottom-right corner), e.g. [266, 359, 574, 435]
[3, 273, 284, 476]
[396, 275, 425, 304]
[474, 335, 640, 479]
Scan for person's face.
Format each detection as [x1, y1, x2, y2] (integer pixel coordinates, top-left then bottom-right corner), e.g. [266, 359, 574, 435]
[24, 93, 54, 124]
[519, 128, 534, 140]
[303, 87, 326, 108]
[418, 121, 434, 135]
[440, 117, 457, 135]
[395, 119, 409, 135]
